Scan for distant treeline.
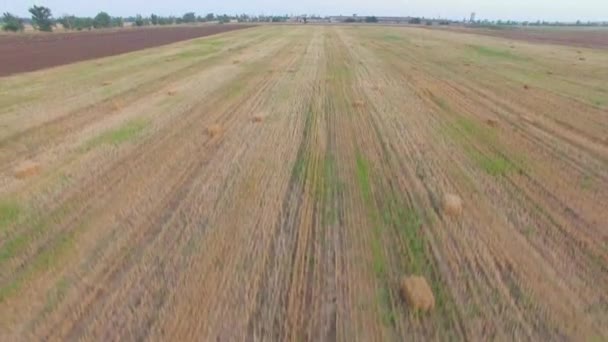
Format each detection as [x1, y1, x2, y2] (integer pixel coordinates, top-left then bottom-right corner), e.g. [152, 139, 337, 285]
[468, 19, 608, 27]
[2, 6, 291, 33]
[341, 16, 607, 27]
[3, 6, 607, 33]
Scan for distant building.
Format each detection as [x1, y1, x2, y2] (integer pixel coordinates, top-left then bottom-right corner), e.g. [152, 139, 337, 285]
[328, 15, 413, 24]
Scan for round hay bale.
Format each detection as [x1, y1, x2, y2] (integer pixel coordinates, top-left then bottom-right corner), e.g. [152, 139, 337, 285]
[102, 81, 112, 86]
[207, 124, 223, 137]
[443, 193, 463, 217]
[353, 100, 365, 108]
[521, 115, 536, 124]
[167, 90, 177, 96]
[523, 84, 530, 90]
[485, 119, 499, 127]
[14, 161, 41, 180]
[400, 275, 435, 312]
[111, 100, 123, 112]
[252, 115, 264, 123]
[232, 60, 241, 64]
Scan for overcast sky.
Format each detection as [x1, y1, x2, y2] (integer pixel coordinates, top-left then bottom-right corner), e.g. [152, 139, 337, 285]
[2, 0, 607, 22]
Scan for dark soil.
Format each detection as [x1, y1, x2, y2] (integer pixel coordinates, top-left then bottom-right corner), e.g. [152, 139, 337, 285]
[0, 25, 254, 77]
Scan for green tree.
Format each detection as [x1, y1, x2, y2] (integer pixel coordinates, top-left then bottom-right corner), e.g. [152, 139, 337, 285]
[150, 14, 159, 25]
[365, 16, 378, 23]
[74, 17, 94, 30]
[2, 12, 25, 32]
[111, 17, 124, 27]
[29, 5, 54, 32]
[134, 14, 145, 27]
[57, 15, 77, 30]
[183, 12, 196, 23]
[205, 13, 215, 21]
[94, 12, 111, 28]
[218, 14, 230, 24]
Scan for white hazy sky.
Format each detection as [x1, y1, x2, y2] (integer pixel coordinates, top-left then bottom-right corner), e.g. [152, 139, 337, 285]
[2, 0, 607, 22]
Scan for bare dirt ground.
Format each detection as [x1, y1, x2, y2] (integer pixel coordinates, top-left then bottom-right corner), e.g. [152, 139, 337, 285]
[445, 26, 608, 49]
[0, 24, 253, 76]
[0, 25, 607, 341]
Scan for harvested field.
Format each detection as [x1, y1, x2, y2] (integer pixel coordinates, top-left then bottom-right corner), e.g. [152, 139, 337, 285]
[0, 24, 253, 76]
[445, 26, 608, 49]
[1, 25, 607, 341]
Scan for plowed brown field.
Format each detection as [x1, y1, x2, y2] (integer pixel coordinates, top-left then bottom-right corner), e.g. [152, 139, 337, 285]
[1, 25, 607, 341]
[0, 24, 253, 77]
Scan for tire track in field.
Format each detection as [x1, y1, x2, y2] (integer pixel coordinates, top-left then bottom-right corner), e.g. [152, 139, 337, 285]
[246, 28, 330, 340]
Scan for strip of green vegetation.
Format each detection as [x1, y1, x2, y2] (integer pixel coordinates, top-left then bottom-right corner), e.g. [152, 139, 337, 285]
[428, 92, 450, 111]
[85, 119, 149, 150]
[355, 153, 373, 204]
[381, 189, 460, 333]
[0, 206, 71, 274]
[43, 276, 71, 314]
[354, 152, 396, 326]
[581, 174, 594, 190]
[469, 44, 528, 62]
[291, 104, 341, 224]
[383, 34, 402, 41]
[167, 38, 225, 59]
[474, 152, 515, 176]
[321, 153, 341, 225]
[0, 200, 20, 232]
[292, 106, 314, 182]
[443, 116, 518, 177]
[0, 225, 77, 303]
[382, 195, 423, 273]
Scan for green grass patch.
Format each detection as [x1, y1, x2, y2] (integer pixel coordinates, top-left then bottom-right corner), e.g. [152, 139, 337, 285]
[0, 205, 70, 268]
[378, 286, 396, 326]
[474, 152, 515, 177]
[0, 232, 30, 265]
[355, 153, 372, 205]
[321, 153, 341, 224]
[226, 79, 247, 98]
[0, 200, 20, 232]
[383, 34, 406, 42]
[428, 92, 450, 111]
[43, 276, 70, 314]
[469, 44, 528, 62]
[0, 227, 77, 303]
[581, 174, 594, 190]
[383, 200, 422, 274]
[353, 152, 396, 325]
[444, 116, 498, 147]
[85, 119, 149, 149]
[443, 116, 522, 177]
[175, 39, 224, 59]
[291, 106, 314, 182]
